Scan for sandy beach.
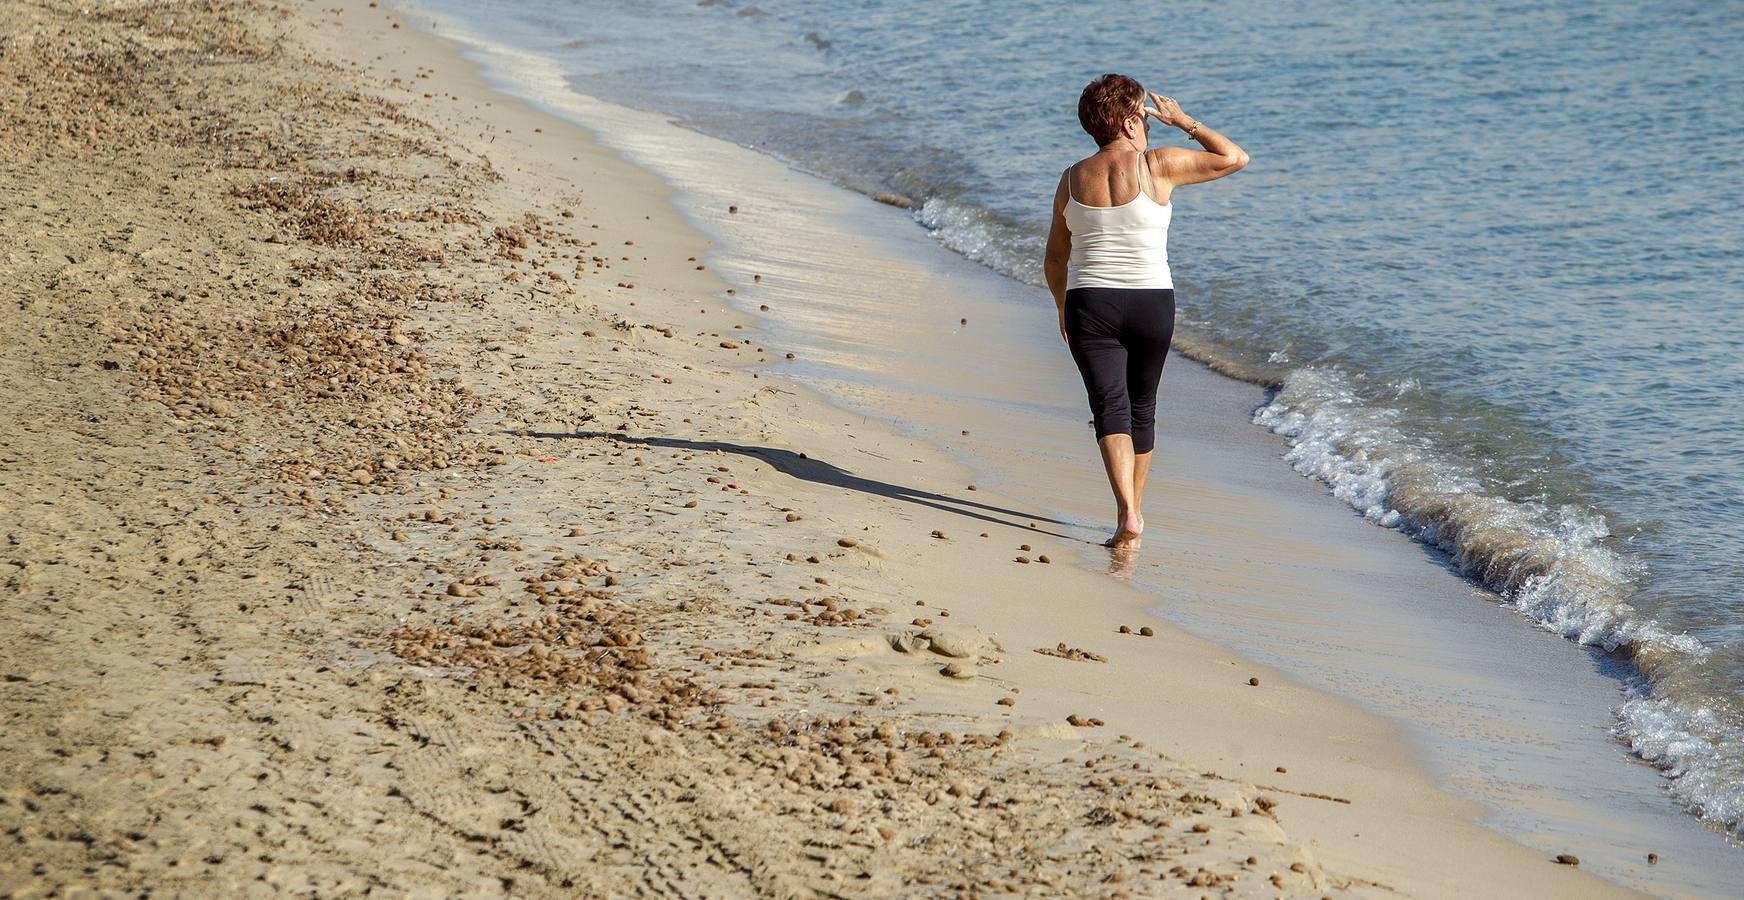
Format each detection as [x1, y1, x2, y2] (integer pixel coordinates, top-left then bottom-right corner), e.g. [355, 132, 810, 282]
[0, 1, 1666, 895]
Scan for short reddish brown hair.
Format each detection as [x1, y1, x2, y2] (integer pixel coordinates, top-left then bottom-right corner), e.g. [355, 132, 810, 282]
[1078, 74, 1144, 146]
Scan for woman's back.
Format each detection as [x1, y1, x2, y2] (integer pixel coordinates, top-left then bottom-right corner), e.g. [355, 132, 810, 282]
[1063, 150, 1173, 291]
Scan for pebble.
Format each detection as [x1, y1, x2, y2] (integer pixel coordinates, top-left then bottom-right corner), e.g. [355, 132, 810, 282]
[1139, 626, 1153, 637]
[940, 662, 974, 680]
[1118, 625, 1132, 634]
[1647, 853, 1658, 865]
[837, 538, 858, 548]
[1554, 854, 1580, 867]
[1247, 677, 1260, 687]
[1037, 555, 1050, 564]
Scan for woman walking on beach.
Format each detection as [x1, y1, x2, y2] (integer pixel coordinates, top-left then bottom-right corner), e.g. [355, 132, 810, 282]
[1045, 74, 1248, 549]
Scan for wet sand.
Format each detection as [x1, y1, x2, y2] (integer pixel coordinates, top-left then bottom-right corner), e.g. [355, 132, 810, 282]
[0, 0, 1651, 895]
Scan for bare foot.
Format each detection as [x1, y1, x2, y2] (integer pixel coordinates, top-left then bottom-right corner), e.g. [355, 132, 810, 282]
[1103, 529, 1141, 550]
[1100, 511, 1143, 549]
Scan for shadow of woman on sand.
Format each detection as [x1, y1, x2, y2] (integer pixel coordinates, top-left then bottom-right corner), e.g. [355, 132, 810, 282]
[525, 430, 1082, 539]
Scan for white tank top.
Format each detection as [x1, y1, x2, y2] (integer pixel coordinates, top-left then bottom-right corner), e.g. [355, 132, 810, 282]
[1063, 150, 1173, 290]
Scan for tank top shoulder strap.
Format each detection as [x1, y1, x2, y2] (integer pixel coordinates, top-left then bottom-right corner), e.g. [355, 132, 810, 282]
[1134, 149, 1152, 201]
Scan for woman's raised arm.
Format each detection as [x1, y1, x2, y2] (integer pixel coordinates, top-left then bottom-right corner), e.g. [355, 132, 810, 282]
[1143, 92, 1248, 187]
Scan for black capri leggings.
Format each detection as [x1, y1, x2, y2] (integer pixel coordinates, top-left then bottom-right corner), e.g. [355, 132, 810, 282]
[1063, 286, 1176, 455]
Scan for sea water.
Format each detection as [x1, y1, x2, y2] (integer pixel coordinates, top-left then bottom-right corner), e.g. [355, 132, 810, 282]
[404, 0, 1744, 854]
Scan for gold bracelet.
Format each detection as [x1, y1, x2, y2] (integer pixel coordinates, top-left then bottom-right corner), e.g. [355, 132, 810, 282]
[1184, 120, 1202, 140]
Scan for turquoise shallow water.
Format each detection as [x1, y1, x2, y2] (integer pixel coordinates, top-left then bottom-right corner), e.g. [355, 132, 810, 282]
[411, 0, 1744, 839]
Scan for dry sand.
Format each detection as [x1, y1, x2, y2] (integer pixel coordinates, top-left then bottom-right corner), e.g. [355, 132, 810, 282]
[0, 1, 1636, 896]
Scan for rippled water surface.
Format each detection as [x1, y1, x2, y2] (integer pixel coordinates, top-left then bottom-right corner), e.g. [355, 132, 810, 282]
[412, 0, 1744, 836]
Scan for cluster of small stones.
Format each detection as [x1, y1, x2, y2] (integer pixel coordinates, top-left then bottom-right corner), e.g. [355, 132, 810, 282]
[229, 174, 456, 263]
[1, 2, 268, 155]
[384, 609, 721, 725]
[103, 293, 491, 496]
[760, 595, 869, 627]
[518, 553, 617, 605]
[490, 214, 615, 287]
[232, 178, 384, 250]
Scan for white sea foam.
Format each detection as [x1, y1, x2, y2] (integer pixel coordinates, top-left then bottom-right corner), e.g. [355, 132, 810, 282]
[1618, 688, 1744, 834]
[1254, 364, 1737, 834]
[914, 197, 1042, 287]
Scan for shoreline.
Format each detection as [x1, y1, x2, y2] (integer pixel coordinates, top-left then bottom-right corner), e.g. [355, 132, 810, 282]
[0, 0, 1701, 895]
